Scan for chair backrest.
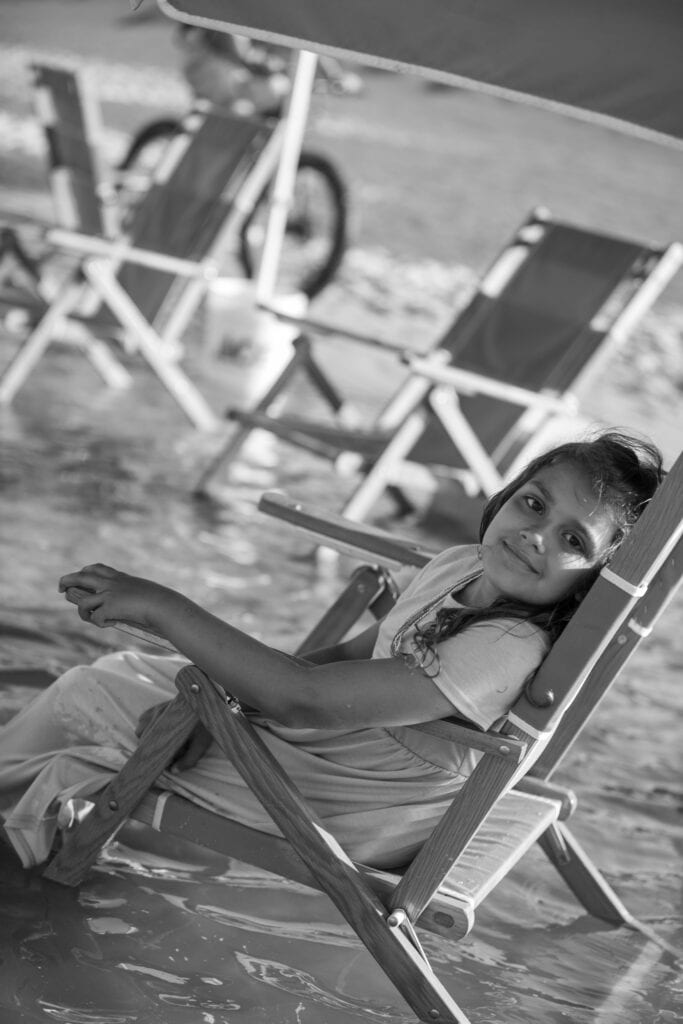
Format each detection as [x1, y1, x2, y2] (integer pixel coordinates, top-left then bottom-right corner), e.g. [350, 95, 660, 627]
[407, 210, 677, 471]
[114, 109, 275, 326]
[31, 63, 117, 238]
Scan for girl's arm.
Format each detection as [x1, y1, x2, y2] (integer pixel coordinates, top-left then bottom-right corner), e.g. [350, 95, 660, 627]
[59, 565, 454, 730]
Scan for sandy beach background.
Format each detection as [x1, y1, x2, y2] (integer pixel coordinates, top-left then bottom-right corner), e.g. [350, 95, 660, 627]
[0, 3, 681, 1023]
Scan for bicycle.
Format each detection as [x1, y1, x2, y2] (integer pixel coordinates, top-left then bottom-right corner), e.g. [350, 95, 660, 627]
[117, 115, 347, 300]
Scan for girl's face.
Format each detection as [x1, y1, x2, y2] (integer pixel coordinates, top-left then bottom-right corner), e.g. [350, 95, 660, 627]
[475, 462, 621, 607]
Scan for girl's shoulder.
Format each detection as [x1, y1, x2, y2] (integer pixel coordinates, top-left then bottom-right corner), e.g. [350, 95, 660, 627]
[463, 614, 552, 656]
[408, 544, 481, 592]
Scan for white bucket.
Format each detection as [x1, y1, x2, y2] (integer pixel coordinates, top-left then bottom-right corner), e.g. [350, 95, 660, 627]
[204, 278, 308, 358]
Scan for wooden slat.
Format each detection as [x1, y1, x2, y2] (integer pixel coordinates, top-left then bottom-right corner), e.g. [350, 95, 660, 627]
[439, 791, 560, 905]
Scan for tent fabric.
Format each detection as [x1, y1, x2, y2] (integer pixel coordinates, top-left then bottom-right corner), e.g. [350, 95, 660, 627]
[158, 0, 683, 145]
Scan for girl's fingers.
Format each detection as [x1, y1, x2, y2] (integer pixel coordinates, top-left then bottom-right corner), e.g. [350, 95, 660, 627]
[58, 565, 119, 592]
[63, 586, 94, 604]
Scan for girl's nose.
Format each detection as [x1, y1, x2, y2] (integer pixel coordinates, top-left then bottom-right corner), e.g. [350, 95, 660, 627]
[520, 527, 545, 552]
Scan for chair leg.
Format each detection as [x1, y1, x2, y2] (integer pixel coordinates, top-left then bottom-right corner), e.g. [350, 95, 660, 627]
[0, 227, 42, 292]
[428, 386, 503, 498]
[538, 821, 638, 927]
[341, 409, 428, 522]
[80, 336, 133, 389]
[538, 822, 680, 953]
[0, 281, 81, 404]
[299, 341, 345, 413]
[43, 693, 198, 887]
[83, 258, 219, 431]
[194, 335, 328, 492]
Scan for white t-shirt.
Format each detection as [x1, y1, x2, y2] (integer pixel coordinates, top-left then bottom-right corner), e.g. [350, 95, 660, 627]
[374, 544, 550, 731]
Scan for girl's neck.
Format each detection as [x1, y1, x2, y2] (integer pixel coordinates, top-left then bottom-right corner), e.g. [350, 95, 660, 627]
[455, 575, 497, 609]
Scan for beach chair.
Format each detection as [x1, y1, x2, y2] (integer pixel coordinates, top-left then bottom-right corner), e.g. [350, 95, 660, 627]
[42, 451, 683, 1024]
[0, 63, 287, 429]
[196, 208, 683, 513]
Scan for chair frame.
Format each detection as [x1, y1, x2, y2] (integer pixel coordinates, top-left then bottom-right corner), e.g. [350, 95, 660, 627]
[41, 453, 683, 1023]
[196, 208, 683, 514]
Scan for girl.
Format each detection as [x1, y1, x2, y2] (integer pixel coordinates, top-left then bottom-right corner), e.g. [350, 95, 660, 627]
[0, 431, 663, 871]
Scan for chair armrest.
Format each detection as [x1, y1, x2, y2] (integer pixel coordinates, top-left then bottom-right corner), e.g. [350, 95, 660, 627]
[410, 719, 527, 761]
[257, 304, 425, 355]
[47, 228, 220, 281]
[404, 354, 580, 414]
[257, 491, 435, 570]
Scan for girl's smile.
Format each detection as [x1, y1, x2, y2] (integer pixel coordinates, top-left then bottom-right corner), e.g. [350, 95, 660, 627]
[500, 538, 539, 574]
[462, 463, 621, 607]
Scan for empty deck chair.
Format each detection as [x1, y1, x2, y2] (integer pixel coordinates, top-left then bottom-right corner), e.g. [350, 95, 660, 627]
[43, 452, 683, 1024]
[0, 67, 283, 429]
[196, 208, 683, 513]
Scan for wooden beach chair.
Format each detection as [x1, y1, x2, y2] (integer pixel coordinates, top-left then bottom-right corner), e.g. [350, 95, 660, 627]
[42, 451, 683, 1024]
[196, 208, 683, 513]
[0, 62, 287, 429]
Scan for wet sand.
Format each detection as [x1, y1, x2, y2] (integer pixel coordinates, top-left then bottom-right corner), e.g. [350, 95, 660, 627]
[1, 3, 682, 1022]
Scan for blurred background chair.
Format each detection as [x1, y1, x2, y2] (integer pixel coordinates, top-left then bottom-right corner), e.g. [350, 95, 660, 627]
[0, 65, 286, 429]
[196, 208, 682, 516]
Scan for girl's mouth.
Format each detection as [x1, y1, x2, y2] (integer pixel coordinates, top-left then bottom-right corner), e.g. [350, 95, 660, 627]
[503, 540, 539, 573]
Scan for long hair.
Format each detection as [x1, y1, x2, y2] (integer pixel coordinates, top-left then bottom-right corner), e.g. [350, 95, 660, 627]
[412, 431, 664, 659]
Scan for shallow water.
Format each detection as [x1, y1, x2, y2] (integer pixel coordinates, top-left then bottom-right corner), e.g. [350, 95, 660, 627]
[0, 326, 681, 1024]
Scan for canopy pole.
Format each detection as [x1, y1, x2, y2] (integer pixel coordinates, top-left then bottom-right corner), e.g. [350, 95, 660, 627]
[255, 49, 317, 304]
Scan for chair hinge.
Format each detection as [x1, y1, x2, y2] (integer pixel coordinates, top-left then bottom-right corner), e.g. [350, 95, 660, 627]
[386, 907, 429, 963]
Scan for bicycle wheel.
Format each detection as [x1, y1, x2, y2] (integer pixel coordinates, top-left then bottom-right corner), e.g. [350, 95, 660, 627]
[116, 118, 181, 211]
[238, 150, 347, 299]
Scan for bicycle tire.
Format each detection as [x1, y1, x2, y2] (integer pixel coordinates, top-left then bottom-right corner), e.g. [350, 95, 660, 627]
[117, 118, 181, 172]
[117, 122, 348, 298]
[239, 150, 347, 299]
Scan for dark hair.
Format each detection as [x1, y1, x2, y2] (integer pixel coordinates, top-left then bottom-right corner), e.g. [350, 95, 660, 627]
[412, 430, 663, 658]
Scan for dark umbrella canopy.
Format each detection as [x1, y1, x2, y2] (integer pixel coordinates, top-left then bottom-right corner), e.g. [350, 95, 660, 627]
[159, 0, 683, 144]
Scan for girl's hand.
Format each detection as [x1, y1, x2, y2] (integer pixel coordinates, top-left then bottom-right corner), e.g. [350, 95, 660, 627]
[136, 700, 214, 771]
[58, 563, 176, 634]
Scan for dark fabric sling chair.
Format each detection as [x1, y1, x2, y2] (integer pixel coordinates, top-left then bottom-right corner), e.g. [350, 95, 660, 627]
[195, 207, 682, 521]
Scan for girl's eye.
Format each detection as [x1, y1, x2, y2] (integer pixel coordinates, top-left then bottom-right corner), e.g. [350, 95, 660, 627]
[564, 532, 584, 552]
[524, 495, 544, 514]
